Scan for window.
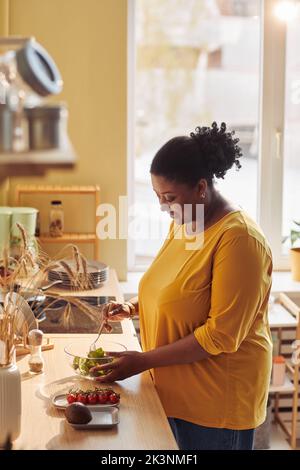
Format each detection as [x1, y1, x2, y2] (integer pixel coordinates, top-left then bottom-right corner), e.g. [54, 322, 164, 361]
[128, 0, 296, 270]
[282, 12, 300, 252]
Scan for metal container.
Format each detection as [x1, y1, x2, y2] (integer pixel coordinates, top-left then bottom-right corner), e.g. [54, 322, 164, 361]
[25, 104, 68, 150]
[0, 105, 14, 152]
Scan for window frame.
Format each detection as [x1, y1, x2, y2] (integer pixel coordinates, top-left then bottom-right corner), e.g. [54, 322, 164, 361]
[128, 0, 290, 272]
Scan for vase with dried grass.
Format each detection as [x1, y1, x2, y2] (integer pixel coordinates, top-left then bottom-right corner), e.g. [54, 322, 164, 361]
[0, 300, 21, 448]
[0, 224, 112, 447]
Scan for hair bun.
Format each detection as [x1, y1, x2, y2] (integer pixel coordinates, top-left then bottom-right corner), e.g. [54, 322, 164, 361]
[190, 122, 242, 179]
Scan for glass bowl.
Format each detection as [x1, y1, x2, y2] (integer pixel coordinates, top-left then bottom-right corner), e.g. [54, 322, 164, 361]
[64, 341, 127, 381]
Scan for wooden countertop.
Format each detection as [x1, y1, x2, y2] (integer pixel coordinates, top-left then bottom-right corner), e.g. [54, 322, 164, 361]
[15, 334, 177, 450]
[14, 269, 178, 450]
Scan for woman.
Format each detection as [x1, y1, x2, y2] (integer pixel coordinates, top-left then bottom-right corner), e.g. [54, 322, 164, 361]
[93, 122, 273, 451]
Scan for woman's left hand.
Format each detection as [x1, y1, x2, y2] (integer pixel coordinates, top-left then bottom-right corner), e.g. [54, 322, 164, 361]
[90, 351, 148, 383]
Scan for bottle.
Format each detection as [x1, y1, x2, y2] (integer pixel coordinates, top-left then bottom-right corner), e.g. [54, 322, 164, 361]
[49, 200, 64, 237]
[272, 355, 286, 386]
[28, 329, 44, 374]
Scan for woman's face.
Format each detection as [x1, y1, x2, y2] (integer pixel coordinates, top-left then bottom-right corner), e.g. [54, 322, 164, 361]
[151, 174, 207, 225]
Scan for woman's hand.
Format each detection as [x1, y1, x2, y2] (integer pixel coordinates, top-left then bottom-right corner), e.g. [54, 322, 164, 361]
[102, 300, 135, 322]
[90, 351, 148, 383]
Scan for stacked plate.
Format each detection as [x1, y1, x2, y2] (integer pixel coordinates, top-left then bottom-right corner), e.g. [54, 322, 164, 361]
[48, 260, 109, 290]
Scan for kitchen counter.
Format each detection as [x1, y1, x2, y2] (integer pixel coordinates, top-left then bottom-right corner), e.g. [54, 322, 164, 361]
[15, 332, 177, 450]
[14, 270, 178, 450]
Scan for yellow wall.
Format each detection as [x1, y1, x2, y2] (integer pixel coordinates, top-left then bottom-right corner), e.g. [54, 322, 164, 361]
[0, 0, 9, 35]
[0, 0, 128, 279]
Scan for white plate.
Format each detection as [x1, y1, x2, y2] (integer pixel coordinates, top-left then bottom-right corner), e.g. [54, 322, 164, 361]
[52, 393, 120, 410]
[67, 407, 119, 429]
[49, 260, 109, 275]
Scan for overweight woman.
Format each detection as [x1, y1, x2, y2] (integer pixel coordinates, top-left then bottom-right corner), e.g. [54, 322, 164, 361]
[93, 122, 273, 451]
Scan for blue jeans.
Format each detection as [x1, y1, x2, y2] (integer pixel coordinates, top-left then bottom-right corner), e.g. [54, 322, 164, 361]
[168, 418, 254, 450]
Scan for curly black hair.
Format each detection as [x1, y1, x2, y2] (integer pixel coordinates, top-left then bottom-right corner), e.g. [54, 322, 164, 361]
[150, 122, 242, 187]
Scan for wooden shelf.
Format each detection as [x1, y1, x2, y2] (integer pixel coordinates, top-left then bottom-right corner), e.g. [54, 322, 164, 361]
[0, 139, 77, 182]
[16, 185, 101, 259]
[38, 233, 96, 243]
[0, 145, 76, 181]
[271, 292, 300, 449]
[269, 376, 295, 394]
[16, 185, 99, 195]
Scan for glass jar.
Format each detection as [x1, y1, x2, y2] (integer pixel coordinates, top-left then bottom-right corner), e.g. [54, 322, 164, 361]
[28, 329, 44, 374]
[49, 200, 64, 237]
[0, 40, 63, 109]
[0, 39, 63, 151]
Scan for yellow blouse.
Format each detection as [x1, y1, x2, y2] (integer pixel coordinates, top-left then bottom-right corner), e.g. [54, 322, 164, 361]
[138, 210, 273, 430]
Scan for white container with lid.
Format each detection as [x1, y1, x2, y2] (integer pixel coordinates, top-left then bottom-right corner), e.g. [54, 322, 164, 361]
[0, 351, 21, 447]
[10, 207, 38, 239]
[0, 207, 12, 253]
[25, 104, 68, 150]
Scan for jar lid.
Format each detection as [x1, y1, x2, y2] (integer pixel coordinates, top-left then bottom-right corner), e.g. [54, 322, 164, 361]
[0, 206, 13, 215]
[273, 355, 285, 364]
[28, 329, 43, 346]
[16, 40, 63, 97]
[51, 200, 62, 205]
[10, 207, 38, 215]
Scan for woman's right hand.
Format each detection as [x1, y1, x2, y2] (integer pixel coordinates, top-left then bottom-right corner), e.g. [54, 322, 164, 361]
[103, 300, 135, 322]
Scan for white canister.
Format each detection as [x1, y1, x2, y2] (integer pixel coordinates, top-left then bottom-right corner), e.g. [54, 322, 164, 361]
[0, 206, 12, 254]
[11, 207, 38, 239]
[0, 361, 21, 447]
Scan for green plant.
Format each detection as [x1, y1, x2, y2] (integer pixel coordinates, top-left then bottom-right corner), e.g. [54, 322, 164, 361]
[283, 220, 300, 247]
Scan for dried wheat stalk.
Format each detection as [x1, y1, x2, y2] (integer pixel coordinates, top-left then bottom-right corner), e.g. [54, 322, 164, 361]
[0, 226, 108, 340]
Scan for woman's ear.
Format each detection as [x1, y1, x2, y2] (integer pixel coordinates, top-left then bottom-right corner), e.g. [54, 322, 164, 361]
[196, 179, 208, 197]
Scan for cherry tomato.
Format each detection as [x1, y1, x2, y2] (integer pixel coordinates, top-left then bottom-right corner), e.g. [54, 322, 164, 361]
[109, 393, 120, 404]
[67, 393, 77, 404]
[87, 393, 98, 405]
[97, 392, 109, 404]
[77, 393, 87, 404]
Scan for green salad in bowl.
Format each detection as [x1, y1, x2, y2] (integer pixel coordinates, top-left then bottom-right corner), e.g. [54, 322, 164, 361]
[64, 341, 127, 380]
